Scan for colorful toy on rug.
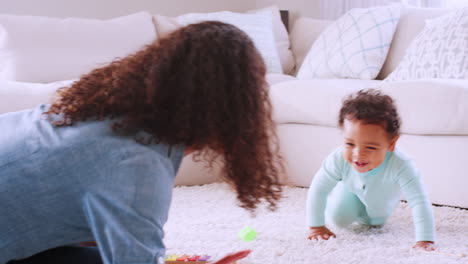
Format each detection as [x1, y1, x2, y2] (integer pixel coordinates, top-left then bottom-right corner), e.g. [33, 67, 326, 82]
[165, 227, 255, 263]
[238, 226, 257, 242]
[165, 254, 211, 263]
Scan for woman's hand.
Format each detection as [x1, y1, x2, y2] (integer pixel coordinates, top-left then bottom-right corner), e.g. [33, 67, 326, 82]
[211, 250, 251, 264]
[308, 226, 336, 241]
[413, 241, 435, 251]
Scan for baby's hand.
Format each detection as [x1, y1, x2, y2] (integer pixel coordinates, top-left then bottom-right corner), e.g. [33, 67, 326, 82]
[308, 226, 336, 241]
[413, 241, 435, 251]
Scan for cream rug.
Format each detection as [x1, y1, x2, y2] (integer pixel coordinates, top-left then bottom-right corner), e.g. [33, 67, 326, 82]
[164, 183, 468, 264]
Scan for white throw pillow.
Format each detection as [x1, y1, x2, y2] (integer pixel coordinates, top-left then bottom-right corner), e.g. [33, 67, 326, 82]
[0, 12, 156, 83]
[297, 5, 401, 80]
[385, 7, 468, 81]
[176, 10, 283, 74]
[248, 6, 295, 74]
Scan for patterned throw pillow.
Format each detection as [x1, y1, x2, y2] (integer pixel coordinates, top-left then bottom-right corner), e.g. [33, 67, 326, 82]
[297, 5, 401, 80]
[385, 7, 468, 81]
[176, 10, 283, 74]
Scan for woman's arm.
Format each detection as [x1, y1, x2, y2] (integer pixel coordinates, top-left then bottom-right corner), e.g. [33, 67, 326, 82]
[82, 151, 176, 264]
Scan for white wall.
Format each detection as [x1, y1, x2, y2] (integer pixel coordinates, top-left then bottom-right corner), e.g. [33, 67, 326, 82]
[0, 0, 321, 25]
[0, 0, 257, 18]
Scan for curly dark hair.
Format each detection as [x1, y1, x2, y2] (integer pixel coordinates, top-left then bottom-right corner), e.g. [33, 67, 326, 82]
[45, 21, 284, 211]
[338, 89, 401, 138]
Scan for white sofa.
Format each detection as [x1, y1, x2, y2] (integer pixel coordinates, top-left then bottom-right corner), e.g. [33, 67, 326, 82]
[178, 7, 468, 209]
[0, 6, 467, 210]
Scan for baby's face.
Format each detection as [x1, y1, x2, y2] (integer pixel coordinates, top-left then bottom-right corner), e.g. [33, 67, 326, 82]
[342, 118, 398, 173]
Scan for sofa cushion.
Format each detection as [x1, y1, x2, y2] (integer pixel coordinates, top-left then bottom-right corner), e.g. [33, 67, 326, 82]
[266, 73, 296, 86]
[377, 7, 450, 79]
[297, 5, 401, 80]
[0, 12, 156, 83]
[270, 79, 382, 126]
[0, 80, 76, 115]
[381, 79, 468, 135]
[270, 78, 468, 135]
[385, 7, 468, 81]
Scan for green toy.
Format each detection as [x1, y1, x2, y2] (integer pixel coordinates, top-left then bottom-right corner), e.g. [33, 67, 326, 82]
[238, 226, 257, 242]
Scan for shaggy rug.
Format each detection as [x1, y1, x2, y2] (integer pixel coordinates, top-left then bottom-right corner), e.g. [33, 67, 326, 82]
[164, 183, 467, 264]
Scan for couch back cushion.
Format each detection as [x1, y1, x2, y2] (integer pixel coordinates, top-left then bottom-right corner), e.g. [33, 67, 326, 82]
[289, 17, 332, 75]
[0, 12, 156, 83]
[377, 7, 451, 79]
[290, 7, 451, 79]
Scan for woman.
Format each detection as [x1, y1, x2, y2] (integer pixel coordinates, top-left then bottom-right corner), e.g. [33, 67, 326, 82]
[1, 21, 284, 264]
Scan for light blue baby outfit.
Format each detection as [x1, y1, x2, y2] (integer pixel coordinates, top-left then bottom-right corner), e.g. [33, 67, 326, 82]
[307, 147, 435, 242]
[0, 105, 185, 264]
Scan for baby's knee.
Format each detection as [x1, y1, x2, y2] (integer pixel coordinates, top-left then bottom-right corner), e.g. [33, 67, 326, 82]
[330, 218, 353, 228]
[325, 209, 355, 228]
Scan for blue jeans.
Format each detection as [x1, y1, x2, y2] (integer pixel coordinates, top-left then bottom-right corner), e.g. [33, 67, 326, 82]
[7, 246, 103, 264]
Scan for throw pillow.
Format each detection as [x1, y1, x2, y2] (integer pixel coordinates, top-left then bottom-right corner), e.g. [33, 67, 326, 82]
[0, 12, 156, 83]
[385, 7, 468, 81]
[248, 6, 295, 74]
[297, 5, 401, 80]
[176, 10, 283, 74]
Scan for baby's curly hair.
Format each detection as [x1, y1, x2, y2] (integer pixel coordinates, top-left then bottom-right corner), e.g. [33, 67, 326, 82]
[46, 21, 283, 211]
[338, 89, 401, 138]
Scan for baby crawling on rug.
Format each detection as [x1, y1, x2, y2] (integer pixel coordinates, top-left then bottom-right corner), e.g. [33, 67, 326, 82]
[306, 89, 436, 251]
